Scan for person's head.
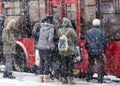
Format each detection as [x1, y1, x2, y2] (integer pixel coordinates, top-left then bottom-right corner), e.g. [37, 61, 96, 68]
[2, 3, 4, 8]
[41, 17, 46, 23]
[41, 15, 54, 24]
[92, 19, 101, 26]
[62, 18, 72, 28]
[41, 14, 47, 23]
[45, 15, 54, 24]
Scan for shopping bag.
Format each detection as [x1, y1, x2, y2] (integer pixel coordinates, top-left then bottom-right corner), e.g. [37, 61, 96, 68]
[74, 46, 82, 63]
[35, 49, 40, 66]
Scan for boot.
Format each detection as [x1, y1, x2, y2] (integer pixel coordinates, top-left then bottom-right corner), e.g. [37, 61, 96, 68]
[86, 76, 91, 82]
[67, 77, 75, 84]
[43, 75, 53, 82]
[8, 72, 15, 79]
[98, 75, 104, 83]
[61, 77, 68, 84]
[39, 75, 44, 82]
[86, 74, 93, 82]
[58, 76, 62, 82]
[98, 79, 103, 83]
[3, 71, 8, 78]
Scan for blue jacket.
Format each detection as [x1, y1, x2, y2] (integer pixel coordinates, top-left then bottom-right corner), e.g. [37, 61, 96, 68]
[85, 26, 107, 55]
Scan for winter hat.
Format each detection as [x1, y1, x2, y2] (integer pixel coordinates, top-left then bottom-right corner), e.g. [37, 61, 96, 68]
[93, 19, 101, 26]
[45, 15, 53, 24]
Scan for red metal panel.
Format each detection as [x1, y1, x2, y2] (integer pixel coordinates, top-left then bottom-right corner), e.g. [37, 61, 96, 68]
[0, 0, 2, 14]
[75, 40, 88, 72]
[76, 0, 81, 39]
[105, 41, 120, 76]
[77, 40, 120, 76]
[16, 38, 35, 68]
[64, 2, 66, 18]
[45, 0, 49, 15]
[49, 0, 61, 15]
[50, 0, 61, 4]
[60, 1, 63, 20]
[65, 0, 76, 4]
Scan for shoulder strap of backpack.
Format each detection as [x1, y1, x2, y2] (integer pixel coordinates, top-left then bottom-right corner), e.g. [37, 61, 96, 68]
[59, 28, 71, 35]
[59, 29, 63, 35]
[65, 29, 71, 35]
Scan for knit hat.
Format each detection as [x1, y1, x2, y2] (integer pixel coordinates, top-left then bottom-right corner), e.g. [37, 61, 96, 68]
[93, 19, 101, 26]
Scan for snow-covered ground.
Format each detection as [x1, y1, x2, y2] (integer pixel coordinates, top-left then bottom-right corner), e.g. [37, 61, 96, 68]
[0, 72, 120, 86]
[0, 65, 120, 86]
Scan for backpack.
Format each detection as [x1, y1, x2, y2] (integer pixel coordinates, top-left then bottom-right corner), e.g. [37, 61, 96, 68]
[58, 29, 71, 52]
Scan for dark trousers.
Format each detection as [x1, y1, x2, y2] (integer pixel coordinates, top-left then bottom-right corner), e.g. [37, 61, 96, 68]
[86, 53, 104, 81]
[39, 49, 51, 75]
[50, 50, 62, 79]
[0, 43, 3, 63]
[5, 54, 14, 73]
[60, 55, 74, 77]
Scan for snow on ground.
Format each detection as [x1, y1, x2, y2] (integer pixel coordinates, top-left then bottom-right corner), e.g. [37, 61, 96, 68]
[0, 71, 120, 86]
[0, 65, 120, 86]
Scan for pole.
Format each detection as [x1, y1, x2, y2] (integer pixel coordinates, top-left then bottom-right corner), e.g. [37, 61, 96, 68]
[61, 0, 64, 19]
[96, 0, 100, 19]
[38, 0, 40, 20]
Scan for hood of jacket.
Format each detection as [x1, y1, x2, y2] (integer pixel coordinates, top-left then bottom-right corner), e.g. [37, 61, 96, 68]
[62, 18, 72, 28]
[41, 22, 54, 29]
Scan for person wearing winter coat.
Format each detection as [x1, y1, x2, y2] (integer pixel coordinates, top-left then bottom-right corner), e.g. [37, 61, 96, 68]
[85, 19, 107, 83]
[31, 17, 46, 75]
[50, 17, 62, 80]
[2, 19, 16, 79]
[0, 16, 4, 65]
[57, 18, 78, 84]
[38, 15, 55, 82]
[31, 22, 41, 75]
[0, 3, 6, 65]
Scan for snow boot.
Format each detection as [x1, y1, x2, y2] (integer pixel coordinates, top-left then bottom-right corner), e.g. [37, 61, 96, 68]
[3, 71, 8, 78]
[58, 76, 62, 82]
[61, 77, 68, 84]
[98, 75, 104, 83]
[86, 74, 93, 82]
[43, 75, 53, 82]
[86, 76, 91, 82]
[67, 77, 75, 84]
[98, 79, 103, 83]
[39, 75, 44, 82]
[31, 64, 38, 74]
[8, 72, 15, 79]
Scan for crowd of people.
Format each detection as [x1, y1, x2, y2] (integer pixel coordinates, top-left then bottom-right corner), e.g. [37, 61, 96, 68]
[0, 12, 107, 84]
[32, 16, 78, 84]
[31, 15, 107, 84]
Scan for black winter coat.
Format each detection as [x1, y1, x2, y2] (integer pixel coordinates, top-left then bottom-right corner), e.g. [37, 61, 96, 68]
[85, 26, 107, 55]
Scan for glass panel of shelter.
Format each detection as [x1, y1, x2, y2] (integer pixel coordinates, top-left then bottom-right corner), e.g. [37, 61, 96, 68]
[66, 3, 77, 30]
